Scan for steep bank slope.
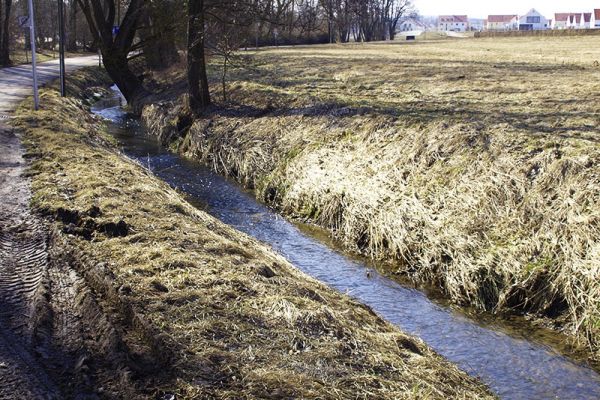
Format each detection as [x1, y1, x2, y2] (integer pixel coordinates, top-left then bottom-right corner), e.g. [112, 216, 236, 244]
[142, 36, 600, 358]
[14, 69, 493, 398]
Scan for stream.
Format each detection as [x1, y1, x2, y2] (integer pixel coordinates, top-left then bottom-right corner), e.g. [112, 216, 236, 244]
[93, 87, 600, 399]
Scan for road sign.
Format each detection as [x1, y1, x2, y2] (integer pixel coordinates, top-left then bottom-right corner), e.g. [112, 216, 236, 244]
[112, 26, 120, 36]
[17, 16, 30, 29]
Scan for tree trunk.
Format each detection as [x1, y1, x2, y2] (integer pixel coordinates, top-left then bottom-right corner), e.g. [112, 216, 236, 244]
[67, 0, 77, 51]
[140, 6, 179, 71]
[77, 0, 147, 109]
[0, 0, 4, 65]
[221, 54, 227, 102]
[102, 50, 146, 105]
[0, 0, 12, 66]
[187, 0, 210, 114]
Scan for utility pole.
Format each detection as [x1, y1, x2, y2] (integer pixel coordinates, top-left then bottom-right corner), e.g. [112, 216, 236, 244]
[27, 0, 39, 110]
[58, 0, 66, 96]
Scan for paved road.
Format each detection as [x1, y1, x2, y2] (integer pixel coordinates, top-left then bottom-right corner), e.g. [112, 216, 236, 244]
[0, 55, 102, 399]
[1, 55, 99, 249]
[0, 55, 99, 116]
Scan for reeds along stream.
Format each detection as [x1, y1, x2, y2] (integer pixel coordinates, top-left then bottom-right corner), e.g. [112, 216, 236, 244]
[93, 87, 600, 400]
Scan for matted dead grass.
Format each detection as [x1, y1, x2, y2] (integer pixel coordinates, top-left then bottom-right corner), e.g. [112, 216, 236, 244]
[143, 35, 600, 360]
[13, 69, 493, 398]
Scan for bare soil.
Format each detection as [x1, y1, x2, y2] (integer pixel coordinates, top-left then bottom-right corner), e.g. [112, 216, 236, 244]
[0, 124, 134, 399]
[0, 59, 166, 399]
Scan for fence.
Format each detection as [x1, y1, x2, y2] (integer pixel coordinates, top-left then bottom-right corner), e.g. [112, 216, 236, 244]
[475, 28, 600, 38]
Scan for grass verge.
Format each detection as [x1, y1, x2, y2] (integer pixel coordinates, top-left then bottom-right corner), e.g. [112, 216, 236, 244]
[13, 68, 493, 398]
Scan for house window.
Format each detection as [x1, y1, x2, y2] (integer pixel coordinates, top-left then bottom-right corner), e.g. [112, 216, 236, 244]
[527, 16, 540, 23]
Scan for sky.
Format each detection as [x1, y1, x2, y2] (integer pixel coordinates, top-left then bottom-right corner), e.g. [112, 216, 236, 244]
[413, 0, 600, 19]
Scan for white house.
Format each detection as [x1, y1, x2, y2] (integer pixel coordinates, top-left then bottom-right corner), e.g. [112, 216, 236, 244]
[593, 10, 600, 28]
[469, 18, 485, 31]
[567, 13, 582, 29]
[398, 18, 427, 32]
[518, 9, 549, 30]
[582, 13, 592, 29]
[486, 15, 518, 31]
[438, 15, 469, 32]
[554, 12, 593, 29]
[553, 13, 570, 29]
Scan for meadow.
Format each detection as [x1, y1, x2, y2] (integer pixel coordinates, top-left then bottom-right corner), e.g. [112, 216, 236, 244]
[145, 34, 600, 359]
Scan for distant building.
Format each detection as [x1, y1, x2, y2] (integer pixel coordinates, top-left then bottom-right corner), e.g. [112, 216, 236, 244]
[438, 15, 469, 32]
[398, 17, 427, 32]
[567, 13, 582, 29]
[553, 12, 592, 29]
[594, 9, 600, 28]
[518, 9, 549, 30]
[469, 18, 485, 31]
[486, 15, 518, 31]
[553, 13, 571, 29]
[582, 13, 592, 29]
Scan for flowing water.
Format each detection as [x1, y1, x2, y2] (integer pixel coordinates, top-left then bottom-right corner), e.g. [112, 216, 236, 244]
[93, 87, 600, 399]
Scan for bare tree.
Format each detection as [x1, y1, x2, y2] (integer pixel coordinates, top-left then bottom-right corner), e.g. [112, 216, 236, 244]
[386, 0, 411, 40]
[187, 0, 210, 113]
[0, 0, 12, 66]
[67, 0, 77, 51]
[77, 0, 148, 104]
[139, 0, 181, 70]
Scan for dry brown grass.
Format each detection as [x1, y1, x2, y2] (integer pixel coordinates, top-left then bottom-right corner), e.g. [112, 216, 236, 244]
[13, 69, 493, 399]
[143, 35, 600, 360]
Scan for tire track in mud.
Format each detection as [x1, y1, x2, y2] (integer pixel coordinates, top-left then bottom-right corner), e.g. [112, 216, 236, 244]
[0, 123, 142, 398]
[0, 57, 154, 398]
[0, 122, 61, 399]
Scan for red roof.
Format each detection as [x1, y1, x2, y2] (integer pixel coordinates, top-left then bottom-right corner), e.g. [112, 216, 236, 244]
[555, 12, 587, 23]
[439, 15, 468, 23]
[487, 15, 517, 23]
[595, 9, 600, 20]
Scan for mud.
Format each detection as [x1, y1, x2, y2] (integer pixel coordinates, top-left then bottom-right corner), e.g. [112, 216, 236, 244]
[0, 118, 163, 398]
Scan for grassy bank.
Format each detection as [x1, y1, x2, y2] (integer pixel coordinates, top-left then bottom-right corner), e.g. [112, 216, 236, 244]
[13, 69, 492, 398]
[142, 35, 600, 359]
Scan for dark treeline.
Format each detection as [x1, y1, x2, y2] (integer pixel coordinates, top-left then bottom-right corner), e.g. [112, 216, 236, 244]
[1, 0, 412, 111]
[1, 0, 98, 66]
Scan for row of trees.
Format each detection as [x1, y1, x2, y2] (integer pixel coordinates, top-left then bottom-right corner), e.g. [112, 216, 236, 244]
[0, 0, 90, 66]
[321, 0, 413, 42]
[1, 0, 413, 112]
[0, 0, 12, 65]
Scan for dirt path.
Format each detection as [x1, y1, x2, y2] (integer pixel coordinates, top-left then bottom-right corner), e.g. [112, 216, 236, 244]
[0, 56, 116, 399]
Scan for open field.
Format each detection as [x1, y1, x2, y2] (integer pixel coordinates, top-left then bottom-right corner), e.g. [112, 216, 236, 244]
[11, 69, 493, 398]
[143, 35, 600, 359]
